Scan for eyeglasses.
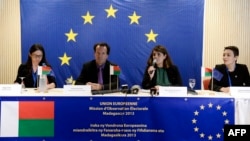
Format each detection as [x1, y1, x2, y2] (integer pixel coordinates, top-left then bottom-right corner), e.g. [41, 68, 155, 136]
[31, 54, 43, 59]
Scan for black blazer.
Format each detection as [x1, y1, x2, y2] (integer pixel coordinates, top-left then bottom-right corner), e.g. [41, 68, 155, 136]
[142, 65, 182, 89]
[14, 64, 56, 88]
[209, 64, 250, 91]
[75, 60, 119, 90]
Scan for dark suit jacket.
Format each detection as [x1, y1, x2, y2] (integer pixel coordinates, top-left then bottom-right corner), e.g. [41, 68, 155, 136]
[75, 60, 119, 90]
[209, 64, 250, 91]
[142, 65, 182, 89]
[14, 64, 56, 88]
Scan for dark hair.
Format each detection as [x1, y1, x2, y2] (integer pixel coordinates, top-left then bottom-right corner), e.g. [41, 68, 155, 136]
[224, 46, 239, 57]
[93, 42, 110, 55]
[147, 45, 174, 68]
[25, 44, 50, 72]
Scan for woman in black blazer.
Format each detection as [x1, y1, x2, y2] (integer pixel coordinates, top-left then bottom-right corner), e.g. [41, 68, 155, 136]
[142, 45, 182, 90]
[209, 46, 250, 92]
[14, 44, 56, 88]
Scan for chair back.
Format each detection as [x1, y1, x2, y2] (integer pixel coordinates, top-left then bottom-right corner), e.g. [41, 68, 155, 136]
[203, 78, 211, 90]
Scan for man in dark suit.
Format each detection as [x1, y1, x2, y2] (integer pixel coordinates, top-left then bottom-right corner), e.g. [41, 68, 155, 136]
[209, 46, 250, 92]
[75, 42, 119, 90]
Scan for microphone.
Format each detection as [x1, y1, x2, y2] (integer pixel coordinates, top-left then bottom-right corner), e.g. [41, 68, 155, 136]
[152, 59, 157, 66]
[149, 59, 156, 74]
[121, 85, 140, 94]
[130, 85, 141, 94]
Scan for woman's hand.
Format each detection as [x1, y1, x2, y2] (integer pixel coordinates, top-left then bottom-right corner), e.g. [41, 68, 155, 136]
[148, 66, 156, 79]
[220, 87, 230, 93]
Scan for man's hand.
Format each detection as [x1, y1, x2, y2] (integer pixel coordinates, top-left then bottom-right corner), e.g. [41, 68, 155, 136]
[87, 82, 103, 90]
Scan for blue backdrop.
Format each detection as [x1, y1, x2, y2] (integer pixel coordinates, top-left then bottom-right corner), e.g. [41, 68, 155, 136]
[20, 0, 204, 88]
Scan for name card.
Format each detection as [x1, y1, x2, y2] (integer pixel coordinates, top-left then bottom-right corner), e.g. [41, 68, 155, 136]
[63, 85, 91, 95]
[159, 86, 187, 97]
[0, 84, 21, 95]
[230, 87, 250, 97]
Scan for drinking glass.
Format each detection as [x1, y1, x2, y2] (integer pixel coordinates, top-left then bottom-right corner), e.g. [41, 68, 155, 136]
[19, 77, 25, 89]
[65, 79, 72, 85]
[189, 78, 196, 90]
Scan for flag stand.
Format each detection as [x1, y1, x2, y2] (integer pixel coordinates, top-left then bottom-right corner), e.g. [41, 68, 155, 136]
[117, 75, 119, 90]
[109, 75, 111, 90]
[109, 65, 121, 90]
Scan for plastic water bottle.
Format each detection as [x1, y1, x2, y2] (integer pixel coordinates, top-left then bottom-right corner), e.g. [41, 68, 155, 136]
[38, 75, 46, 92]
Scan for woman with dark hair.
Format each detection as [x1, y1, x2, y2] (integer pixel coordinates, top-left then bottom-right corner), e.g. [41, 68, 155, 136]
[209, 46, 250, 92]
[142, 45, 182, 90]
[14, 43, 56, 88]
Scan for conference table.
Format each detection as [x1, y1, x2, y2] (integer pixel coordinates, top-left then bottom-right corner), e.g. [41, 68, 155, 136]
[0, 88, 249, 141]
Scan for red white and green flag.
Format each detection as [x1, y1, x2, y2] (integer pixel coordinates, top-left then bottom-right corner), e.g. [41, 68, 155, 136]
[110, 65, 121, 75]
[38, 66, 51, 75]
[201, 67, 212, 77]
[0, 101, 54, 137]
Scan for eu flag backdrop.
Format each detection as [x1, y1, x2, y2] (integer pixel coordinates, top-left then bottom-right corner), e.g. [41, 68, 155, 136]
[20, 0, 204, 88]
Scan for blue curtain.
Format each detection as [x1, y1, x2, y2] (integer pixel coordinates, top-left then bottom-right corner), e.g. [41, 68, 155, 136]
[21, 0, 204, 88]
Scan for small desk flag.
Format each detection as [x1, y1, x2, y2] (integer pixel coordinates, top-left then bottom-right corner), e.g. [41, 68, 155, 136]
[213, 68, 223, 81]
[110, 65, 121, 75]
[202, 67, 212, 77]
[38, 66, 52, 75]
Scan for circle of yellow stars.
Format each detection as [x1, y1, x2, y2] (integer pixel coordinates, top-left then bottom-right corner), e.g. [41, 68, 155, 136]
[62, 4, 159, 83]
[191, 101, 231, 140]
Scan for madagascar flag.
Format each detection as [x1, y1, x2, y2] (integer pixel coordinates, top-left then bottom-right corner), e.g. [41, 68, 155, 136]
[0, 101, 54, 137]
[42, 66, 51, 75]
[38, 66, 51, 75]
[110, 65, 121, 75]
[201, 67, 212, 77]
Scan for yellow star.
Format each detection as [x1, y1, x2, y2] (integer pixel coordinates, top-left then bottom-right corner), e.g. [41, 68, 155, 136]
[81, 11, 95, 24]
[128, 11, 141, 24]
[59, 53, 72, 66]
[145, 29, 158, 42]
[105, 5, 118, 18]
[65, 28, 78, 42]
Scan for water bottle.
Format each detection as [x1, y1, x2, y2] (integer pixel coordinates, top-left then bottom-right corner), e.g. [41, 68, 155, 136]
[38, 74, 46, 92]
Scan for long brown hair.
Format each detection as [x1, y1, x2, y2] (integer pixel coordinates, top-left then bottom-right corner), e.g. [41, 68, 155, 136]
[147, 45, 174, 68]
